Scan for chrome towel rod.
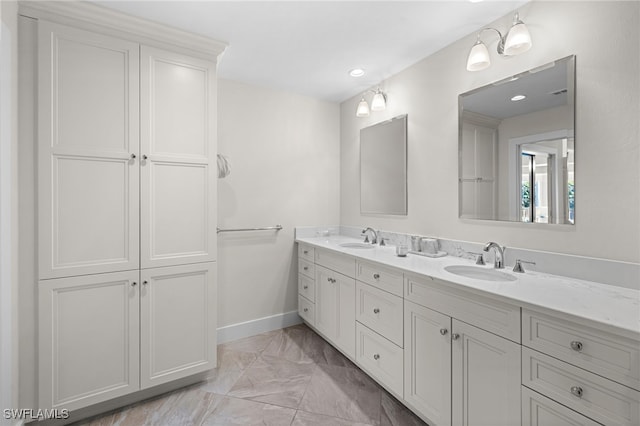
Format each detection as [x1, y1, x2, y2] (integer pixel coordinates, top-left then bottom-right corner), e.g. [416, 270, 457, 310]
[217, 225, 283, 234]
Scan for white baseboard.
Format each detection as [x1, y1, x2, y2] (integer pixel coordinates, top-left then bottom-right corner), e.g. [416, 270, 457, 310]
[217, 311, 302, 344]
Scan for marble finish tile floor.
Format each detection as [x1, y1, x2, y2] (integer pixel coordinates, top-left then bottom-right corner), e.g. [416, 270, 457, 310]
[75, 324, 427, 426]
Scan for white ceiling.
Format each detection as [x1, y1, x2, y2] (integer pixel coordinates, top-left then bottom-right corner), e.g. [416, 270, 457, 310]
[94, 0, 529, 102]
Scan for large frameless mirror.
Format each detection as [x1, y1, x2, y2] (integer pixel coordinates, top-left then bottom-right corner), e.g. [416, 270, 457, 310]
[360, 114, 408, 215]
[459, 56, 575, 224]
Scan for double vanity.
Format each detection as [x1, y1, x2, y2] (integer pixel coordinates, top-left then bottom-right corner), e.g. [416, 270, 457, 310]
[296, 232, 639, 426]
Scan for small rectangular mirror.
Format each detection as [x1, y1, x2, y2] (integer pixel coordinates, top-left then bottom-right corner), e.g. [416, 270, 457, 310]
[459, 56, 575, 224]
[360, 115, 408, 215]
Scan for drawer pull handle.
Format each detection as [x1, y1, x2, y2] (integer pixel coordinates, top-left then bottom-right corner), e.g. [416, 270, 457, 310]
[451, 333, 460, 340]
[327, 278, 336, 283]
[570, 341, 583, 352]
[303, 266, 309, 271]
[373, 308, 380, 314]
[303, 250, 309, 254]
[303, 285, 309, 290]
[373, 273, 380, 279]
[440, 328, 448, 335]
[373, 354, 380, 360]
[570, 386, 583, 398]
[303, 308, 309, 313]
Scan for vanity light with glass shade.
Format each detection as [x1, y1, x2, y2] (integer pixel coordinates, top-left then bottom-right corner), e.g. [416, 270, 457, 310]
[356, 87, 387, 117]
[466, 12, 532, 72]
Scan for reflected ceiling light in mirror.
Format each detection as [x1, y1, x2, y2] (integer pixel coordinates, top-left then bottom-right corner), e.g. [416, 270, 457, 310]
[356, 87, 387, 117]
[466, 12, 532, 72]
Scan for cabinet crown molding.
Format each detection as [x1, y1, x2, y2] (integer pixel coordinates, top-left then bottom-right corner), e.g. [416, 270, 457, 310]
[19, 0, 227, 61]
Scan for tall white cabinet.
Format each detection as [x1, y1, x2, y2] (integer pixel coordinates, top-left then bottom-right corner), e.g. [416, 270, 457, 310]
[22, 3, 226, 413]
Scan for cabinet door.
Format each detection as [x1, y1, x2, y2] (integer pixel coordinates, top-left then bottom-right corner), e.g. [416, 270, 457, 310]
[37, 21, 140, 279]
[452, 320, 521, 426]
[404, 301, 452, 426]
[39, 271, 140, 410]
[315, 265, 356, 359]
[140, 47, 217, 269]
[140, 262, 217, 388]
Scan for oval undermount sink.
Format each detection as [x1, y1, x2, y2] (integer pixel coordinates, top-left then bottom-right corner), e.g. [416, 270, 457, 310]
[339, 242, 376, 249]
[444, 265, 517, 282]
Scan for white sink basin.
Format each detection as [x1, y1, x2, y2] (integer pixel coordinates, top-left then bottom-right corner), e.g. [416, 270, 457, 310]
[339, 242, 376, 249]
[444, 265, 517, 282]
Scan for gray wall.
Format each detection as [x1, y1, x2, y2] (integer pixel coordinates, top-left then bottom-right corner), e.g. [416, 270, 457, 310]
[340, 1, 640, 263]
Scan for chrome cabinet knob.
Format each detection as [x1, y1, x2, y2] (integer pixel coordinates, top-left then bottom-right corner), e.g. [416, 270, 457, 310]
[373, 354, 380, 360]
[130, 153, 136, 159]
[440, 328, 448, 335]
[142, 280, 148, 285]
[373, 308, 380, 314]
[451, 333, 460, 340]
[570, 386, 583, 398]
[373, 273, 380, 279]
[131, 281, 137, 287]
[142, 154, 148, 160]
[570, 341, 583, 352]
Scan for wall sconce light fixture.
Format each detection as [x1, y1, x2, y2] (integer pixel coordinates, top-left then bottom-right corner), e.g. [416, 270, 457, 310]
[466, 12, 532, 72]
[356, 88, 387, 117]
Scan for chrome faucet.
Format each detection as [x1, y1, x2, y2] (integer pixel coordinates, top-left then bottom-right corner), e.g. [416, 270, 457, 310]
[483, 242, 505, 269]
[362, 227, 378, 244]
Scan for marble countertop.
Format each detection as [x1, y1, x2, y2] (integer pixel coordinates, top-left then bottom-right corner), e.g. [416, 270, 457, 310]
[296, 235, 640, 337]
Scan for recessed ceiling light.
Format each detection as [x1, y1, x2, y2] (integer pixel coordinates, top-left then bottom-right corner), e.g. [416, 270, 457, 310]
[349, 68, 365, 77]
[511, 94, 526, 101]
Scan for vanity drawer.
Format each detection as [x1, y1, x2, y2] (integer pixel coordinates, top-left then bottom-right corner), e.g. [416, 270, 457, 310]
[298, 244, 315, 262]
[298, 258, 315, 279]
[356, 260, 403, 297]
[522, 347, 640, 426]
[356, 281, 403, 347]
[355, 322, 403, 397]
[405, 273, 521, 343]
[298, 274, 315, 302]
[298, 295, 315, 326]
[522, 386, 601, 426]
[523, 309, 640, 391]
[315, 248, 355, 278]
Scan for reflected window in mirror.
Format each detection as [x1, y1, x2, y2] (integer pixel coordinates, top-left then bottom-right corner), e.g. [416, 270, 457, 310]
[459, 55, 575, 224]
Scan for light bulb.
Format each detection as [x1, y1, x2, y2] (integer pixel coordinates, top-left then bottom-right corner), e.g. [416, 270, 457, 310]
[371, 90, 386, 111]
[504, 15, 532, 55]
[466, 39, 490, 71]
[356, 98, 370, 117]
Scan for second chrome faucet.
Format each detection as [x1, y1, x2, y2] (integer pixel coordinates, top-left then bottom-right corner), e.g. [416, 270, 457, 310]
[483, 241, 505, 269]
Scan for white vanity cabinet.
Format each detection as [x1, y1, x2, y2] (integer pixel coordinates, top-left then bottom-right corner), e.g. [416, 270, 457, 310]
[295, 241, 640, 426]
[315, 264, 356, 359]
[297, 244, 316, 325]
[403, 278, 521, 426]
[24, 4, 224, 413]
[521, 308, 640, 426]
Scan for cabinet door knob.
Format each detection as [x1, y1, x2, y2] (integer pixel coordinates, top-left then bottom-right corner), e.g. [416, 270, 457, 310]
[303, 250, 309, 254]
[143, 280, 148, 285]
[303, 285, 308, 290]
[570, 386, 583, 398]
[373, 273, 380, 279]
[131, 281, 137, 287]
[130, 153, 136, 159]
[303, 308, 309, 313]
[451, 333, 460, 340]
[373, 308, 380, 314]
[303, 266, 309, 271]
[440, 328, 448, 335]
[570, 341, 583, 352]
[327, 277, 332, 282]
[142, 154, 148, 160]
[373, 354, 380, 360]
